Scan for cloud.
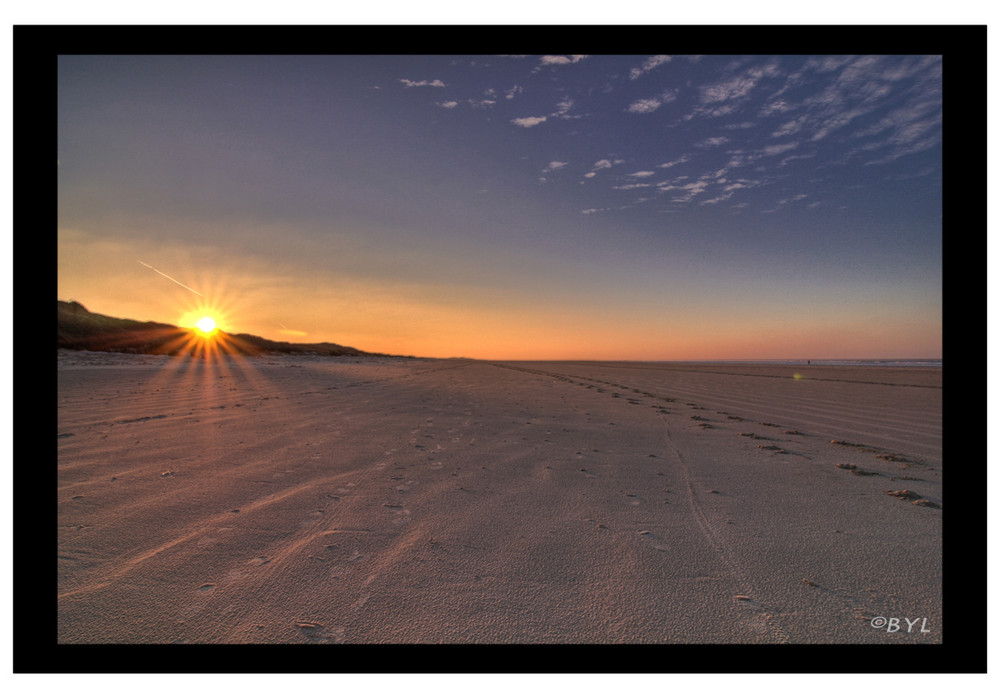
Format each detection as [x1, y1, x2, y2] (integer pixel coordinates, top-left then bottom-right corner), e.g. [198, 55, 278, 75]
[759, 99, 792, 117]
[437, 101, 459, 109]
[852, 85, 942, 165]
[810, 108, 866, 142]
[511, 115, 548, 128]
[539, 55, 588, 66]
[626, 89, 677, 115]
[685, 60, 780, 121]
[629, 55, 671, 80]
[510, 98, 577, 128]
[752, 56, 941, 167]
[665, 181, 710, 203]
[399, 79, 446, 88]
[700, 191, 735, 206]
[760, 142, 798, 157]
[627, 98, 663, 114]
[628, 170, 656, 178]
[554, 99, 574, 115]
[658, 156, 689, 169]
[771, 115, 807, 137]
[542, 161, 568, 173]
[701, 75, 760, 104]
[697, 136, 729, 148]
[651, 166, 741, 205]
[505, 85, 523, 100]
[776, 194, 809, 206]
[584, 158, 624, 178]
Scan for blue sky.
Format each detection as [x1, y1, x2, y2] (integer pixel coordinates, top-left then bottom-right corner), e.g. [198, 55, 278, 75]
[57, 53, 942, 359]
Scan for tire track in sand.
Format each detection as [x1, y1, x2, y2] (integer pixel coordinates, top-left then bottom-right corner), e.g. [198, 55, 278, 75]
[654, 412, 791, 644]
[491, 362, 791, 643]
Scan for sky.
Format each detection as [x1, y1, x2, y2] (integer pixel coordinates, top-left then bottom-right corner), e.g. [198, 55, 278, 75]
[56, 53, 943, 360]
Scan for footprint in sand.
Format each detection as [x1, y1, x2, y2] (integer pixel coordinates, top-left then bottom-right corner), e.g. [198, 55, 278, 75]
[383, 502, 411, 525]
[886, 489, 941, 508]
[837, 463, 878, 476]
[178, 583, 217, 621]
[294, 620, 344, 643]
[638, 530, 670, 551]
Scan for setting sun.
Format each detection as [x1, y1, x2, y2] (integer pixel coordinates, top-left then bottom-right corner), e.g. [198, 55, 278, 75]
[196, 317, 216, 334]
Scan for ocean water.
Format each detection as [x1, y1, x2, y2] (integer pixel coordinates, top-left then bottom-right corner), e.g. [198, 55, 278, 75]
[696, 359, 942, 368]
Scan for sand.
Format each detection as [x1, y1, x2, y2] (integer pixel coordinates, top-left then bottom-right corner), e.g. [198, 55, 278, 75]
[56, 350, 942, 644]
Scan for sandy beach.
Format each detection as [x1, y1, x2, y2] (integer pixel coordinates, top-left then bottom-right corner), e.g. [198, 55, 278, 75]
[56, 351, 942, 644]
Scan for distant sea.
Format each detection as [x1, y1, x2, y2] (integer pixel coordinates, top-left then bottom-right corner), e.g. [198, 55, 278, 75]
[695, 359, 942, 368]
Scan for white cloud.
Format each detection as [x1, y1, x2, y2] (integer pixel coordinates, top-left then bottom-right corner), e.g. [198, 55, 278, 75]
[627, 98, 662, 114]
[726, 154, 746, 168]
[659, 180, 710, 202]
[586, 158, 624, 177]
[505, 85, 523, 100]
[540, 55, 588, 66]
[761, 142, 798, 157]
[697, 136, 729, 148]
[759, 99, 792, 117]
[629, 55, 671, 80]
[437, 101, 459, 109]
[776, 194, 809, 206]
[627, 89, 677, 115]
[628, 171, 656, 178]
[543, 161, 568, 173]
[658, 156, 689, 169]
[695, 62, 780, 115]
[399, 79, 446, 88]
[771, 115, 807, 137]
[701, 75, 758, 104]
[810, 108, 865, 142]
[511, 116, 548, 128]
[700, 191, 735, 206]
[510, 98, 578, 128]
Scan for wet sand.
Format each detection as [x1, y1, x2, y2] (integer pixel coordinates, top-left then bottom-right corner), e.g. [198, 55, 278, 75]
[57, 351, 942, 644]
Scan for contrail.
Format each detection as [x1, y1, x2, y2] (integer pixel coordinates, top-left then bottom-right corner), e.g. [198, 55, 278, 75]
[138, 260, 203, 297]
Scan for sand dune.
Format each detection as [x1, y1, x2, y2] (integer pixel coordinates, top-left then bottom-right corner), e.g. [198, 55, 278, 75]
[57, 351, 942, 644]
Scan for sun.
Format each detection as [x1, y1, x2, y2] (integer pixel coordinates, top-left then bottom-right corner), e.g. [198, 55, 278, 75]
[196, 316, 217, 334]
